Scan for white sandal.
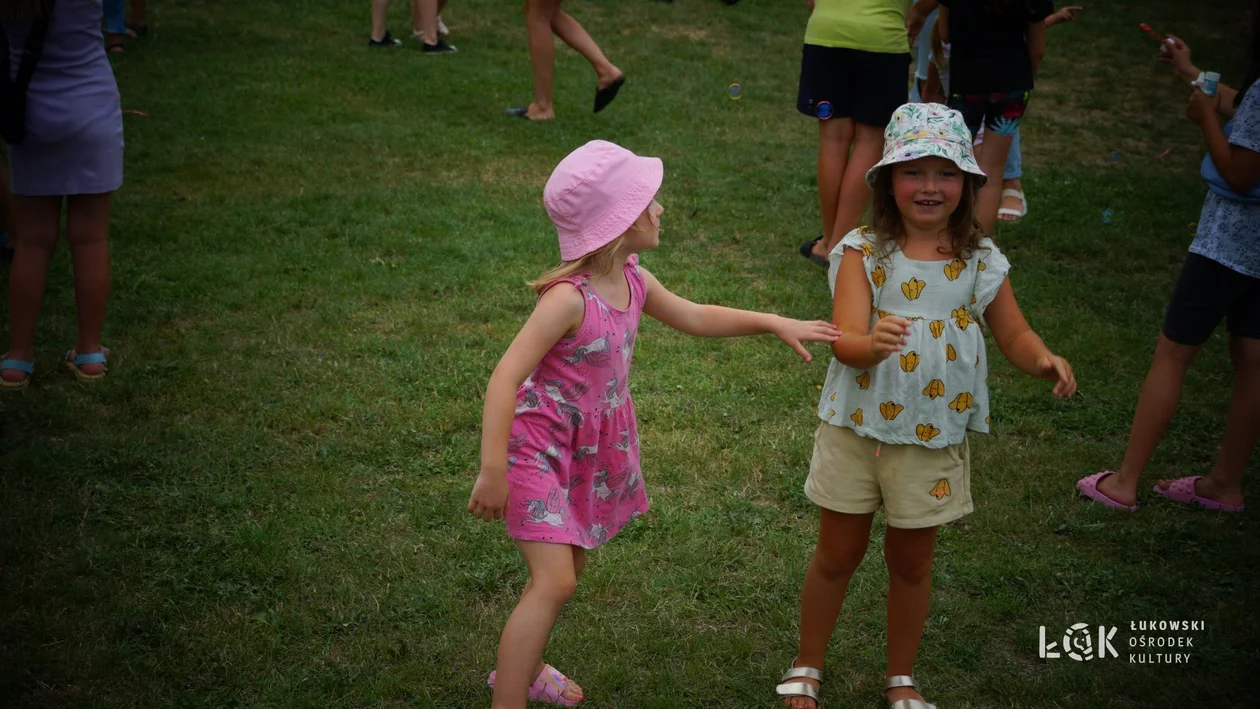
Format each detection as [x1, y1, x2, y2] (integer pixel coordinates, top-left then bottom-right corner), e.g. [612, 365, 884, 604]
[885, 675, 937, 709]
[776, 663, 823, 707]
[997, 188, 1027, 221]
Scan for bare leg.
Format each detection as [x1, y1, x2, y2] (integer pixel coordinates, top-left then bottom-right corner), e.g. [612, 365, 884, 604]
[65, 193, 111, 375]
[0, 161, 16, 237]
[370, 0, 389, 41]
[883, 525, 937, 706]
[414, 0, 438, 41]
[128, 0, 147, 26]
[491, 541, 584, 709]
[814, 118, 854, 260]
[1097, 333, 1202, 506]
[820, 123, 884, 256]
[550, 11, 621, 88]
[2, 196, 62, 383]
[1154, 335, 1260, 507]
[973, 130, 1014, 236]
[522, 0, 563, 120]
[784, 510, 874, 709]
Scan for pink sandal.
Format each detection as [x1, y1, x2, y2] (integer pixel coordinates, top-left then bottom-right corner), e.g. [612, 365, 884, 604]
[1076, 471, 1137, 511]
[487, 664, 583, 706]
[1152, 476, 1245, 512]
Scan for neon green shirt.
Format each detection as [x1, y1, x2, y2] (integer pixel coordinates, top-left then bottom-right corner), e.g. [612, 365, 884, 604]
[804, 0, 913, 54]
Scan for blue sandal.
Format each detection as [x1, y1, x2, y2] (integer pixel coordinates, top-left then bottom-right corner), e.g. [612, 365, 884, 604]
[65, 348, 109, 383]
[0, 356, 33, 390]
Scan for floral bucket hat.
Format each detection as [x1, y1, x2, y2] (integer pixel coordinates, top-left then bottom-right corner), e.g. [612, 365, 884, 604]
[865, 103, 987, 188]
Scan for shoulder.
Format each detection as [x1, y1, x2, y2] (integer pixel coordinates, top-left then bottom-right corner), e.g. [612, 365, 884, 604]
[537, 278, 586, 313]
[837, 227, 879, 256]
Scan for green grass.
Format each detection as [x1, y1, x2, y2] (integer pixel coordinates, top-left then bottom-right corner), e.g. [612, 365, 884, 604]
[2, 0, 1259, 707]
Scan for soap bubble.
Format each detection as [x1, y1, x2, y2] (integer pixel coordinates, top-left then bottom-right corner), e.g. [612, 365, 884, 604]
[816, 101, 833, 120]
[727, 83, 743, 100]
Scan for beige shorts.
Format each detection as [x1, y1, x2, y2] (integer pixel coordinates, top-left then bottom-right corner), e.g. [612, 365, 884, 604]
[805, 423, 972, 529]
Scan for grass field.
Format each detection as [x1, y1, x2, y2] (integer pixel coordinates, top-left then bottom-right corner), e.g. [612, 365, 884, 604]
[2, 0, 1259, 707]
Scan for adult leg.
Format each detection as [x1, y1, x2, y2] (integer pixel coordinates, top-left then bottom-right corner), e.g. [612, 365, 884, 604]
[370, 0, 390, 41]
[1155, 334, 1260, 507]
[783, 510, 875, 709]
[883, 525, 937, 706]
[492, 541, 583, 709]
[64, 194, 112, 376]
[550, 11, 622, 89]
[821, 123, 883, 255]
[974, 129, 1015, 236]
[2, 196, 62, 384]
[813, 118, 854, 261]
[521, 0, 564, 120]
[0, 160, 16, 238]
[998, 128, 1024, 222]
[1096, 334, 1202, 506]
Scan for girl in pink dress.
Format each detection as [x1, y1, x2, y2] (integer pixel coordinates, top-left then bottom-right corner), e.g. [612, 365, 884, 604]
[467, 139, 841, 707]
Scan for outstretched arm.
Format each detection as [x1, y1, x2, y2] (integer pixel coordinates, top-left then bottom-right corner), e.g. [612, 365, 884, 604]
[468, 285, 584, 521]
[983, 279, 1076, 398]
[641, 267, 840, 362]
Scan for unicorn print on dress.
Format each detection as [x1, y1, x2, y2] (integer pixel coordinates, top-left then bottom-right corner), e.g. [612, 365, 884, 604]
[602, 375, 628, 413]
[515, 389, 542, 416]
[593, 468, 630, 501]
[534, 442, 563, 474]
[564, 335, 611, 366]
[585, 523, 610, 546]
[543, 379, 589, 405]
[525, 488, 568, 528]
[619, 468, 642, 501]
[560, 473, 585, 505]
[613, 429, 632, 453]
[573, 444, 599, 461]
[584, 287, 614, 316]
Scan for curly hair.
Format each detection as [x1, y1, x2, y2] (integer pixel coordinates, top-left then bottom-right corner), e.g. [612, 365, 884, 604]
[864, 166, 986, 263]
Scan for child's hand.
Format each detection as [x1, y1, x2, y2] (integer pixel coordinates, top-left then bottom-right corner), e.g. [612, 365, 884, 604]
[468, 469, 510, 521]
[1186, 87, 1216, 126]
[870, 316, 912, 362]
[1159, 35, 1198, 83]
[1048, 6, 1083, 26]
[771, 317, 842, 362]
[1036, 354, 1077, 399]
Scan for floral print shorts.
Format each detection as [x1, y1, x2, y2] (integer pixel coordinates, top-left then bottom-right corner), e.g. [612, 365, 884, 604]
[948, 89, 1030, 140]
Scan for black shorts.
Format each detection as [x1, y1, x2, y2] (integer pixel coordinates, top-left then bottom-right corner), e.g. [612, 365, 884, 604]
[796, 45, 911, 126]
[947, 89, 1030, 140]
[1162, 252, 1260, 345]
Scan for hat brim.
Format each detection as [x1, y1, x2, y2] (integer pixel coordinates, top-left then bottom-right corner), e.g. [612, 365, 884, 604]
[864, 137, 988, 189]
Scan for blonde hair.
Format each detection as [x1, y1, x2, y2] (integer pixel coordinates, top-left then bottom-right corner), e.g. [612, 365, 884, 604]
[528, 235, 629, 295]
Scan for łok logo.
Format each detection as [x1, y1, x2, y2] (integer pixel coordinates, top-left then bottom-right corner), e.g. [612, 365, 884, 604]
[1039, 623, 1119, 661]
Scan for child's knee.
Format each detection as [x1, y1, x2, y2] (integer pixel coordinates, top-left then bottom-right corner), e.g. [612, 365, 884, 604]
[883, 543, 934, 585]
[813, 540, 867, 580]
[530, 572, 578, 605]
[1229, 335, 1260, 370]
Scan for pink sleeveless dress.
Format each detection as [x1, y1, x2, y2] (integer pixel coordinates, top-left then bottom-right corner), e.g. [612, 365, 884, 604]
[505, 256, 648, 549]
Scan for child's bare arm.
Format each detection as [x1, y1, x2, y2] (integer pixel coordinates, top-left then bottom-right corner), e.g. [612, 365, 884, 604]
[640, 267, 840, 362]
[830, 249, 910, 370]
[1044, 6, 1082, 28]
[983, 279, 1076, 398]
[468, 286, 583, 521]
[1189, 88, 1260, 194]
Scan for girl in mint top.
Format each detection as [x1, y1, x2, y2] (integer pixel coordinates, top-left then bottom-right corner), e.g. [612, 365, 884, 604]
[818, 228, 1009, 445]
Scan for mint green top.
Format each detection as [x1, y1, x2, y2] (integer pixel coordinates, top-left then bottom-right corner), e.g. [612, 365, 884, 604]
[804, 0, 913, 54]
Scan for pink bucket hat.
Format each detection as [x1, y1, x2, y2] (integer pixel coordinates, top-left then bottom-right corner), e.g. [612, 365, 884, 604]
[544, 140, 663, 261]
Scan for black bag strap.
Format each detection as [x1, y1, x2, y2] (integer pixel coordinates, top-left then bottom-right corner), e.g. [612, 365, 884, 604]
[1, 1, 55, 105]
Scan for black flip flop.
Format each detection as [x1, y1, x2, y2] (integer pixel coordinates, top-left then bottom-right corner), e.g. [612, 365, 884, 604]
[504, 106, 530, 118]
[800, 237, 828, 266]
[593, 76, 625, 113]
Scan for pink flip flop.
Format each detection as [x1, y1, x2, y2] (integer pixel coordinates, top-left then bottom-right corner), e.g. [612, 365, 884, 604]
[1152, 476, 1245, 512]
[1076, 471, 1137, 511]
[487, 664, 583, 706]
